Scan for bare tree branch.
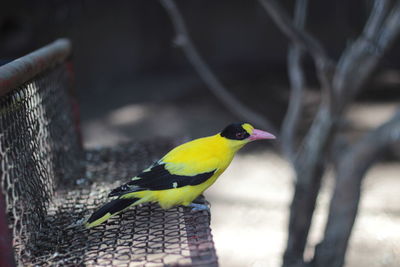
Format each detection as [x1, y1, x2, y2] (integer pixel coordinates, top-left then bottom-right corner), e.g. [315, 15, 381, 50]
[312, 7, 400, 265]
[377, 0, 400, 48]
[257, 0, 330, 64]
[258, 0, 335, 109]
[160, 0, 277, 132]
[283, 105, 334, 267]
[261, 1, 400, 266]
[313, 109, 400, 267]
[333, 0, 400, 112]
[364, 0, 390, 38]
[256, 1, 336, 265]
[281, 0, 308, 162]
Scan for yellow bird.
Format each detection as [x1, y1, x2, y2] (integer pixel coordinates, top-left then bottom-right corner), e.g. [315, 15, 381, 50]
[85, 122, 275, 228]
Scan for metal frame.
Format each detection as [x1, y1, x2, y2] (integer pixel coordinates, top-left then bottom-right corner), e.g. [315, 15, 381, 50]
[0, 38, 73, 267]
[0, 39, 71, 97]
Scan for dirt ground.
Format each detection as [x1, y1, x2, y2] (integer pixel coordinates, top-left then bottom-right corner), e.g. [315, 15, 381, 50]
[80, 78, 400, 267]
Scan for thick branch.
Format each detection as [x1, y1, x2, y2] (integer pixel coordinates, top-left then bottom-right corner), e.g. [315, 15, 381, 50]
[160, 0, 276, 132]
[313, 109, 400, 267]
[281, 0, 308, 162]
[283, 105, 335, 267]
[258, 1, 336, 265]
[261, 1, 400, 267]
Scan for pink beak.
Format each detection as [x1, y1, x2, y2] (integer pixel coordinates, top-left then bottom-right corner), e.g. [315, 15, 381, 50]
[249, 129, 276, 141]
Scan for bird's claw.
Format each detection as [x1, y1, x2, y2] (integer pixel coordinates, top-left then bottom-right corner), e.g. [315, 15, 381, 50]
[188, 203, 209, 212]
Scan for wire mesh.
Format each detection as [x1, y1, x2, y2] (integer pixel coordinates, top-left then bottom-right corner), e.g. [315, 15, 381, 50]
[0, 62, 83, 262]
[28, 146, 218, 266]
[0, 40, 218, 266]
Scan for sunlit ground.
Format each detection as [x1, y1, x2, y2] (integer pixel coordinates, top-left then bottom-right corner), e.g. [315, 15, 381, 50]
[82, 95, 399, 267]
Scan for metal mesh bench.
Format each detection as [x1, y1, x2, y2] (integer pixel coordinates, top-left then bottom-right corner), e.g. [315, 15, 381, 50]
[0, 39, 218, 267]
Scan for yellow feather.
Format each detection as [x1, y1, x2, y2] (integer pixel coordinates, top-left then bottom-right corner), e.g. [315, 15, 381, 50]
[242, 123, 254, 134]
[85, 212, 113, 228]
[120, 134, 249, 209]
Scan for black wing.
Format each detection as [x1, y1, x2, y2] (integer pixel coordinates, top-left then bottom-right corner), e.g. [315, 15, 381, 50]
[108, 163, 216, 197]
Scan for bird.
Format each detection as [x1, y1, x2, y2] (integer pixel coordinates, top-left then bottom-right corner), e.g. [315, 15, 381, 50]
[85, 122, 275, 228]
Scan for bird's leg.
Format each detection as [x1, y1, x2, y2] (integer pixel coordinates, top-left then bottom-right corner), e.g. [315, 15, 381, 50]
[188, 203, 209, 212]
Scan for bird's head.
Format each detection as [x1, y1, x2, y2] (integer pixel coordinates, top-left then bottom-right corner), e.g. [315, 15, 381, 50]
[220, 122, 276, 150]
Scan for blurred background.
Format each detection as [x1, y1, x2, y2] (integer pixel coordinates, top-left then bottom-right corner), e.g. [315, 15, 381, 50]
[1, 1, 399, 266]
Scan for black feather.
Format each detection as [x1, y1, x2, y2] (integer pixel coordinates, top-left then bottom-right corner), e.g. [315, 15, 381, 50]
[108, 164, 216, 197]
[86, 198, 138, 224]
[220, 122, 250, 140]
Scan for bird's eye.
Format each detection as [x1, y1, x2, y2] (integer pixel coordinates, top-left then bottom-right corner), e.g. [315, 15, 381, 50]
[236, 132, 245, 139]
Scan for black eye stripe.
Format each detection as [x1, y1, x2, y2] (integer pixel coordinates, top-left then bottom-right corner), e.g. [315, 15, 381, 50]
[220, 123, 250, 140]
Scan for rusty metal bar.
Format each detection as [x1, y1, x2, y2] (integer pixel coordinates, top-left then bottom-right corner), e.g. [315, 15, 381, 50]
[0, 39, 71, 97]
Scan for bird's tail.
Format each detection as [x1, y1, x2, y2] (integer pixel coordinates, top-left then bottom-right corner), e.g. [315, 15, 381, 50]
[85, 198, 139, 228]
